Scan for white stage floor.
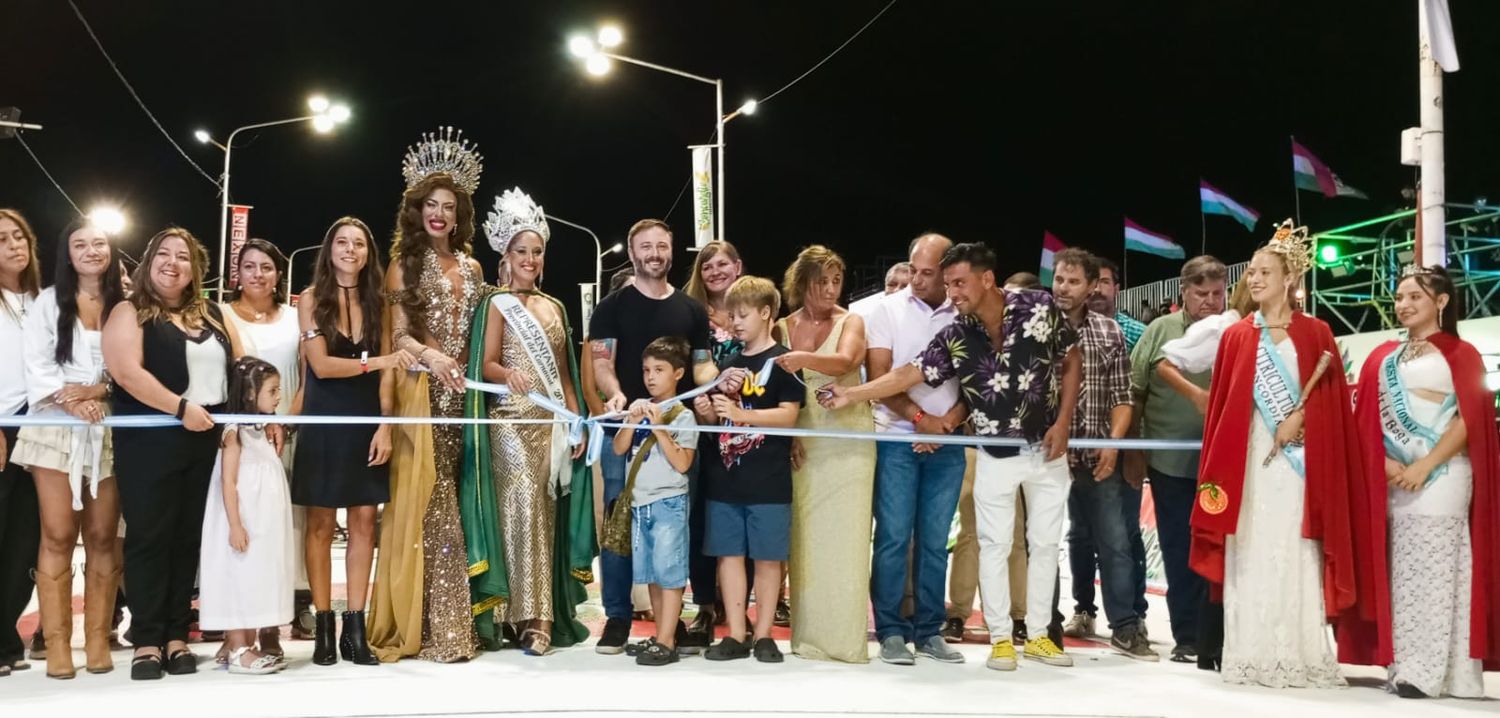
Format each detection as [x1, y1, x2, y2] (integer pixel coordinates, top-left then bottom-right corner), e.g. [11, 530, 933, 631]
[4, 553, 1494, 716]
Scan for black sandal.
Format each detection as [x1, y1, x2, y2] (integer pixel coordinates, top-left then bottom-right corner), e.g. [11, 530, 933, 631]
[131, 652, 164, 681]
[165, 648, 197, 675]
[753, 637, 784, 663]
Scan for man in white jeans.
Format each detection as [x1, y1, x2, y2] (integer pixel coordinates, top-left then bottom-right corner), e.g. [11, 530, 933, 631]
[823, 242, 1081, 672]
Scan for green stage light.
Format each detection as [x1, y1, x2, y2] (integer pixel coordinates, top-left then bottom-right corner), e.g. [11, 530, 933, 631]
[1318, 243, 1341, 265]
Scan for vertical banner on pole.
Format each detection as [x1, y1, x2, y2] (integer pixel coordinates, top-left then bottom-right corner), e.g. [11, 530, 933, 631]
[691, 146, 715, 248]
[579, 282, 597, 339]
[227, 204, 253, 291]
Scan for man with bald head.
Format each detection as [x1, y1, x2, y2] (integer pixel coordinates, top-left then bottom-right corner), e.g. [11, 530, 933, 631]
[864, 232, 970, 665]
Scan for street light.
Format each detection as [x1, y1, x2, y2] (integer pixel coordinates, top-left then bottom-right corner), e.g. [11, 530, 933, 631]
[196, 94, 352, 300]
[284, 244, 322, 300]
[568, 24, 748, 245]
[545, 212, 622, 294]
[87, 205, 128, 236]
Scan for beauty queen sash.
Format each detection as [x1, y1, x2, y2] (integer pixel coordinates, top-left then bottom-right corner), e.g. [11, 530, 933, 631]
[493, 292, 571, 498]
[1379, 345, 1458, 487]
[1251, 312, 1305, 477]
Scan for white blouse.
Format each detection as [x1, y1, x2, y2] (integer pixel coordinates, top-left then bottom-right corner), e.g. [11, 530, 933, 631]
[221, 303, 300, 415]
[0, 288, 34, 416]
[22, 287, 108, 415]
[183, 335, 228, 406]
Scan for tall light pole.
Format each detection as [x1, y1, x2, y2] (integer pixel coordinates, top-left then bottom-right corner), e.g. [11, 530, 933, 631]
[196, 95, 351, 300]
[546, 212, 622, 293]
[284, 244, 322, 300]
[569, 26, 756, 246]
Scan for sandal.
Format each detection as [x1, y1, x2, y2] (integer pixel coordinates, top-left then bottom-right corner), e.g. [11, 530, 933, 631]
[165, 647, 198, 675]
[520, 628, 552, 657]
[226, 647, 281, 675]
[130, 651, 163, 681]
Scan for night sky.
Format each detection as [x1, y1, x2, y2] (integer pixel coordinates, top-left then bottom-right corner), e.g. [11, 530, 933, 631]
[5, 0, 1499, 325]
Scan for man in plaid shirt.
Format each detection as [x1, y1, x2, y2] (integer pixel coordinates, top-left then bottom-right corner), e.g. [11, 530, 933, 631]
[1049, 249, 1155, 661]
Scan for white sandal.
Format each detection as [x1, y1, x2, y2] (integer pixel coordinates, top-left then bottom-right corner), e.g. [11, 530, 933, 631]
[225, 647, 282, 675]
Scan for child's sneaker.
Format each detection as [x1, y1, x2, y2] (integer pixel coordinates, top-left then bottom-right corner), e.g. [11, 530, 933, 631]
[752, 637, 783, 663]
[1023, 636, 1073, 666]
[635, 641, 679, 666]
[986, 640, 1017, 671]
[704, 636, 750, 661]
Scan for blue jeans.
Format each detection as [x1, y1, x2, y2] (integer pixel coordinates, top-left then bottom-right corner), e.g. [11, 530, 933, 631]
[1067, 478, 1149, 619]
[871, 442, 966, 643]
[1149, 467, 1204, 648]
[600, 427, 633, 620]
[1066, 466, 1140, 631]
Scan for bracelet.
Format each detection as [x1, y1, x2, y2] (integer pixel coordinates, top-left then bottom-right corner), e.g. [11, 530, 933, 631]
[912, 410, 927, 424]
[175, 397, 188, 420]
[360, 350, 370, 374]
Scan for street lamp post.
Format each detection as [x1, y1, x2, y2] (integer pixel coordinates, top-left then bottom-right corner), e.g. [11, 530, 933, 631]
[545, 213, 621, 292]
[197, 96, 350, 300]
[284, 244, 322, 301]
[570, 27, 756, 246]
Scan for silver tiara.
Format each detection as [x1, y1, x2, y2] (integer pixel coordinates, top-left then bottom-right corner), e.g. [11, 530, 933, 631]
[483, 187, 550, 254]
[401, 126, 483, 194]
[1400, 264, 1437, 279]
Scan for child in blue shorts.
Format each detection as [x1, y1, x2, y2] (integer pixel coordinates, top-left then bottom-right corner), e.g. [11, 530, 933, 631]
[692, 276, 804, 663]
[613, 337, 699, 666]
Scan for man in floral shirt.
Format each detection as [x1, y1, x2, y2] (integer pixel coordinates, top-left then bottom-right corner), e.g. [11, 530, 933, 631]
[822, 242, 1081, 673]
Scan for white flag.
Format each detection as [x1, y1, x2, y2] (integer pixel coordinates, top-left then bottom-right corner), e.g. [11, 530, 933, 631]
[1426, 0, 1460, 72]
[691, 147, 714, 248]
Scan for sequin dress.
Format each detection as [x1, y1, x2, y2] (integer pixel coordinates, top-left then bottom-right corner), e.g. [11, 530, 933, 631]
[412, 248, 483, 662]
[485, 295, 567, 627]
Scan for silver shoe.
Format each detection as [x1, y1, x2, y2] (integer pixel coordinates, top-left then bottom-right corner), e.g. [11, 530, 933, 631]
[915, 635, 965, 663]
[878, 636, 915, 665]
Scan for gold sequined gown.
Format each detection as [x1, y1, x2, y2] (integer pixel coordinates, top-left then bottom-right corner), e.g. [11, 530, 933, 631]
[418, 250, 484, 662]
[485, 297, 564, 626]
[778, 314, 876, 663]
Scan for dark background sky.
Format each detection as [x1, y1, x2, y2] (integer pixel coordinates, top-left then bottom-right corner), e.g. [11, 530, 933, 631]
[4, 0, 1499, 327]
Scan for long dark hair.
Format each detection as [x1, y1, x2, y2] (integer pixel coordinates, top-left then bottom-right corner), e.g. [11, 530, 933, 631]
[231, 237, 289, 305]
[309, 217, 384, 350]
[53, 219, 125, 364]
[227, 356, 279, 415]
[1401, 265, 1461, 336]
[389, 173, 474, 343]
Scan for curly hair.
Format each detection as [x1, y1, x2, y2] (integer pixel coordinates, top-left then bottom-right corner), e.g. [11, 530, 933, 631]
[781, 245, 846, 312]
[389, 172, 475, 343]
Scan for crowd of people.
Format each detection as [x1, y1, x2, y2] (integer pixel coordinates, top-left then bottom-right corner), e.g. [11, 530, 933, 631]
[0, 129, 1495, 700]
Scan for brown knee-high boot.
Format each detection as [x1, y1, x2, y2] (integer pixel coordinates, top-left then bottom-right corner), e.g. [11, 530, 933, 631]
[35, 568, 76, 679]
[83, 567, 119, 673]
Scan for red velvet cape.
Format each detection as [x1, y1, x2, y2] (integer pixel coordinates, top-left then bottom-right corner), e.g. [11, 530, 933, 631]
[1337, 333, 1500, 670]
[1188, 313, 1368, 620]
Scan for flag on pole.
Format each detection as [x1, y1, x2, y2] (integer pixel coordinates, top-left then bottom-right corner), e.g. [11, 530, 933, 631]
[1039, 231, 1066, 287]
[1426, 0, 1461, 72]
[1124, 218, 1184, 259]
[1293, 139, 1367, 199]
[1199, 180, 1260, 230]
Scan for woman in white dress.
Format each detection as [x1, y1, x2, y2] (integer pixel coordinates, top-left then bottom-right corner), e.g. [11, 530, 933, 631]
[1340, 266, 1500, 699]
[1191, 221, 1368, 689]
[199, 357, 294, 674]
[220, 238, 306, 654]
[14, 219, 125, 677]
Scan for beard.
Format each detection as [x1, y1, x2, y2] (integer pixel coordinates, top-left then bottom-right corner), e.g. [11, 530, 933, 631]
[634, 259, 670, 281]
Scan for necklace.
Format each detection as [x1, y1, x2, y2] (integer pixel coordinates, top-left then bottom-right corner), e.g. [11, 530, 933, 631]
[1400, 337, 1430, 363]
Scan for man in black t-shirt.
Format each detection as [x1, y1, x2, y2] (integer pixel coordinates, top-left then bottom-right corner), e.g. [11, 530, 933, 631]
[587, 219, 715, 653]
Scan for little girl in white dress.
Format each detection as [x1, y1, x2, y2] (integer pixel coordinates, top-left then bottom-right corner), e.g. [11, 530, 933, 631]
[199, 357, 294, 675]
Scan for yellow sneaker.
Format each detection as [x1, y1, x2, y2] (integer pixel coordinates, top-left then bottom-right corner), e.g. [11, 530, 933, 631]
[986, 640, 1017, 671]
[1024, 636, 1074, 666]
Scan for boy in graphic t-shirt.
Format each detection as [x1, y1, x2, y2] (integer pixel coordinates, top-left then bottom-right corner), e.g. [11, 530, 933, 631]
[692, 276, 804, 664]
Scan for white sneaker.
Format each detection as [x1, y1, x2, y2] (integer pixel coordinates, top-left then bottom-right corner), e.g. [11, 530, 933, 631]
[1062, 611, 1095, 638]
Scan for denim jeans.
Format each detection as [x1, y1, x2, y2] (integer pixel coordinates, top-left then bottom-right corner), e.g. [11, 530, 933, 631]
[1066, 466, 1142, 631]
[600, 427, 633, 620]
[1123, 481, 1148, 618]
[1149, 467, 1204, 648]
[1067, 478, 1148, 619]
[871, 442, 966, 643]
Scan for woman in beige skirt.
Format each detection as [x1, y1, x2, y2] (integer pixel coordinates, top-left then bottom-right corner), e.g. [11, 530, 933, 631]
[14, 219, 127, 677]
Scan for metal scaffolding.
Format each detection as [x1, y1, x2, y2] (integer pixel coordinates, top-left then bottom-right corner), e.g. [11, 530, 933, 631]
[1308, 202, 1500, 334]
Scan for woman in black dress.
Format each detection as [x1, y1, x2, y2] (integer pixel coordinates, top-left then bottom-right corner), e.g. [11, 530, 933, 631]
[293, 217, 413, 666]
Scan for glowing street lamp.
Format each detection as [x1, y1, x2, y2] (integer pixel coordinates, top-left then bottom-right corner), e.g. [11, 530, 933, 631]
[86, 205, 128, 236]
[568, 24, 752, 245]
[196, 95, 352, 299]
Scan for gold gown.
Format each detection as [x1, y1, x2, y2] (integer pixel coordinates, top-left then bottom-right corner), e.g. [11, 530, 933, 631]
[779, 314, 876, 663]
[370, 248, 483, 662]
[486, 297, 565, 626]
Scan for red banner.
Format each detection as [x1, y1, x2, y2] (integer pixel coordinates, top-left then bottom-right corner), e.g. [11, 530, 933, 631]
[228, 204, 253, 289]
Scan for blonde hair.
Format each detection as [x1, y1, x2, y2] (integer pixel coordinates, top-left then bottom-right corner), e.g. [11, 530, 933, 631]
[781, 244, 845, 311]
[683, 240, 742, 306]
[1228, 273, 1258, 317]
[130, 227, 222, 333]
[725, 275, 781, 319]
[0, 208, 42, 299]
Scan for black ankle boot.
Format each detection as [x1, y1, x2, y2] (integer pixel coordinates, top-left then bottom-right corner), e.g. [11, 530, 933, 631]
[339, 611, 379, 665]
[312, 611, 338, 666]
